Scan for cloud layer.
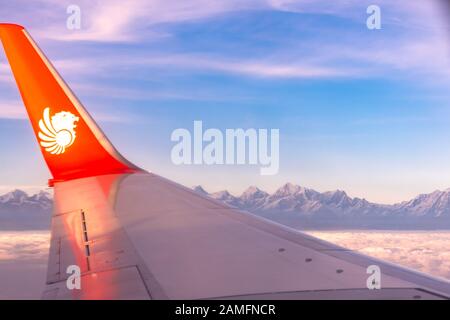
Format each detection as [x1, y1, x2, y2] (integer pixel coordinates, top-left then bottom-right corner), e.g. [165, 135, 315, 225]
[0, 231, 50, 261]
[308, 230, 450, 281]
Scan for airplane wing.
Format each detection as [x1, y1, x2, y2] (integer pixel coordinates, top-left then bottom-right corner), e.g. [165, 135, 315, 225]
[1, 23, 450, 300]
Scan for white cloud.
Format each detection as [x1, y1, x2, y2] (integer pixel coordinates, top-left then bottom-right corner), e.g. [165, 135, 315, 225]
[318, 37, 450, 78]
[0, 62, 13, 84]
[53, 52, 360, 80]
[1, 0, 449, 86]
[120, 54, 358, 78]
[0, 101, 27, 119]
[308, 231, 450, 281]
[36, 0, 266, 42]
[267, 0, 444, 30]
[0, 231, 50, 261]
[171, 56, 355, 78]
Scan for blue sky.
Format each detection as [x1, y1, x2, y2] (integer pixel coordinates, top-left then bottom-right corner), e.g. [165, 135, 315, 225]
[1, 0, 450, 203]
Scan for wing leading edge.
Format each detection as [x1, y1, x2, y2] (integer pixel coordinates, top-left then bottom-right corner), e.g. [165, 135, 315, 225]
[1, 24, 449, 300]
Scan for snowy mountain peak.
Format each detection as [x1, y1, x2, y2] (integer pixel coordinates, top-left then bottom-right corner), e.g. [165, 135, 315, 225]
[0, 189, 53, 213]
[0, 189, 28, 203]
[394, 188, 450, 217]
[241, 186, 268, 200]
[323, 190, 348, 201]
[274, 183, 303, 196]
[193, 185, 208, 195]
[243, 185, 260, 194]
[0, 189, 52, 230]
[210, 190, 234, 200]
[29, 190, 53, 202]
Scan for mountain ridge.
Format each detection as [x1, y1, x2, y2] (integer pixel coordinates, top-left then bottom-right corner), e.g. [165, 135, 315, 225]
[0, 189, 52, 230]
[194, 183, 450, 229]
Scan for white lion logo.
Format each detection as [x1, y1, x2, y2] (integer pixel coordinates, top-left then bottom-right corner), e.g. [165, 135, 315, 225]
[38, 107, 80, 155]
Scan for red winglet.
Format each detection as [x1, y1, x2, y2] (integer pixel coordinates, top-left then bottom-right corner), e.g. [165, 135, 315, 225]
[0, 24, 143, 184]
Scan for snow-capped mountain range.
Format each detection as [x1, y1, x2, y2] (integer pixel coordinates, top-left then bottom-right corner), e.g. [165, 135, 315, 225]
[0, 189, 52, 230]
[0, 189, 52, 210]
[194, 183, 450, 229]
[3, 183, 450, 230]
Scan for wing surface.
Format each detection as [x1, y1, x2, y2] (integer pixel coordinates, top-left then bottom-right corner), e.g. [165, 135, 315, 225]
[43, 172, 450, 299]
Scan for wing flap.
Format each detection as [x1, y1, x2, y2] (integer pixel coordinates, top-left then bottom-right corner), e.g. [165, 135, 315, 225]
[43, 266, 150, 300]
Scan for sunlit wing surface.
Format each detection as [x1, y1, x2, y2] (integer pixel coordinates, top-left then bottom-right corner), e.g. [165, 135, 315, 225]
[42, 172, 450, 299]
[1, 23, 450, 300]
